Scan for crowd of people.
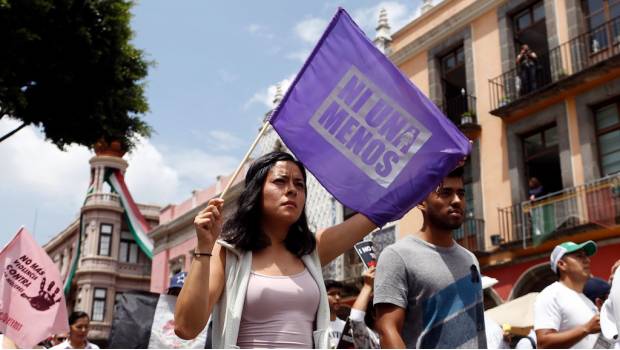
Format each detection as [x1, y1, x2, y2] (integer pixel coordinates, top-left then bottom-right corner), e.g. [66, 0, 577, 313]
[174, 151, 620, 349]
[3, 151, 618, 349]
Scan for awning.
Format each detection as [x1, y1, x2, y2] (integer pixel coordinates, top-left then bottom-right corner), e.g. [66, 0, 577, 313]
[482, 275, 499, 290]
[485, 292, 539, 336]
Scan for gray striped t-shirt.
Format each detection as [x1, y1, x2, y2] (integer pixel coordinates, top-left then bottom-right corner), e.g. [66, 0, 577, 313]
[374, 235, 487, 348]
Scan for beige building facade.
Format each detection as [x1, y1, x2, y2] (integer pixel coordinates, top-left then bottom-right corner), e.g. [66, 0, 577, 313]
[389, 0, 620, 303]
[43, 151, 159, 343]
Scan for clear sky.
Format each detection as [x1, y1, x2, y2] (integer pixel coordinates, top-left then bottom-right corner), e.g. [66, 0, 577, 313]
[0, 0, 424, 246]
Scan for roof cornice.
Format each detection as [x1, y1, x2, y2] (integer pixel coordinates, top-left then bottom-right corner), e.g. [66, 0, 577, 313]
[390, 0, 504, 65]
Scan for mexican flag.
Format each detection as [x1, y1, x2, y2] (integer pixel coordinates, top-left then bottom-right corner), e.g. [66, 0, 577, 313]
[105, 169, 153, 258]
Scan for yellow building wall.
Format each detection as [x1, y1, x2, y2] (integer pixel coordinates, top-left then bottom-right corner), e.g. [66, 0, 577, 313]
[396, 52, 429, 238]
[397, 207, 423, 239]
[395, 5, 515, 244]
[471, 8, 513, 246]
[392, 0, 478, 52]
[399, 52, 429, 96]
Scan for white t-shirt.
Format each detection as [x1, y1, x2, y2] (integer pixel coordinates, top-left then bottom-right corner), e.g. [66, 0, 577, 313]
[50, 339, 100, 349]
[534, 281, 598, 349]
[484, 315, 509, 349]
[328, 317, 346, 348]
[601, 267, 620, 348]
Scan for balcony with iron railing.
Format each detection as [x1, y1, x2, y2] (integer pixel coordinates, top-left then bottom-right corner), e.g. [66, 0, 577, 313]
[437, 93, 481, 140]
[489, 16, 620, 116]
[496, 173, 620, 249]
[454, 217, 486, 253]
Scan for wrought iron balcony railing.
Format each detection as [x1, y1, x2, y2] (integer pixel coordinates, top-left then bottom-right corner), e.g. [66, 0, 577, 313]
[489, 16, 620, 111]
[497, 173, 620, 248]
[437, 94, 478, 126]
[454, 217, 485, 252]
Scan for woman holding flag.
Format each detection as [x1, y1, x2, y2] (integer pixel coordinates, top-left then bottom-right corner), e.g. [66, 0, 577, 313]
[174, 151, 377, 348]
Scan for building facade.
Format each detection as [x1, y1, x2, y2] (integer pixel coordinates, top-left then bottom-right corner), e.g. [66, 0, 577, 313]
[149, 0, 620, 310]
[388, 0, 620, 304]
[44, 149, 159, 344]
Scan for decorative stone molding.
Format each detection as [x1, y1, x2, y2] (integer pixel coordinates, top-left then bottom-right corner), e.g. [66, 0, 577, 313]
[390, 0, 505, 65]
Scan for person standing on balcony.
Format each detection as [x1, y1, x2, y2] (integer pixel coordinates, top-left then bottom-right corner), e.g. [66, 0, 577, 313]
[517, 44, 538, 95]
[373, 167, 487, 348]
[534, 241, 600, 348]
[528, 177, 545, 201]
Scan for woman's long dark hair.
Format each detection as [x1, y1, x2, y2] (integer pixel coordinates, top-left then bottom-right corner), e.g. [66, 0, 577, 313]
[222, 151, 316, 256]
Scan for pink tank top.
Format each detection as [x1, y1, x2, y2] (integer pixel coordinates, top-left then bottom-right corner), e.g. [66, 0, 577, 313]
[236, 269, 320, 348]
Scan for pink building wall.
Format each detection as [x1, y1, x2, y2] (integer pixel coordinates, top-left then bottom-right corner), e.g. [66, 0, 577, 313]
[150, 251, 168, 293]
[151, 169, 246, 294]
[150, 237, 198, 293]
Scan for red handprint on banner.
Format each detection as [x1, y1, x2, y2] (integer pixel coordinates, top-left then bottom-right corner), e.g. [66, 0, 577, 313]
[20, 277, 61, 311]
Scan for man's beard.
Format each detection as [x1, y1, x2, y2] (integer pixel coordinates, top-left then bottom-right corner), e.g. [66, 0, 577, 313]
[427, 208, 463, 231]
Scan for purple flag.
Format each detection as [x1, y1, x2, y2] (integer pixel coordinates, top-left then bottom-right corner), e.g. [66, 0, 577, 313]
[269, 8, 471, 226]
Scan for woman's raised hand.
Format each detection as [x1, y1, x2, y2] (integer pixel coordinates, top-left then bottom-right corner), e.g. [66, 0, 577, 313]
[194, 198, 224, 252]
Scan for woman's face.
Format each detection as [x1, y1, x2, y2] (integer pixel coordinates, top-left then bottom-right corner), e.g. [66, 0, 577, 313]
[261, 160, 306, 226]
[69, 316, 90, 343]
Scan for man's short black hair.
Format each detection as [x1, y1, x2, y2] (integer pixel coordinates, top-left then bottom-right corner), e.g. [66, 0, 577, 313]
[324, 279, 343, 291]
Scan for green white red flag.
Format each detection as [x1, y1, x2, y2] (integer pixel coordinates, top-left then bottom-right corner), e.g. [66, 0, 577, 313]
[106, 169, 153, 258]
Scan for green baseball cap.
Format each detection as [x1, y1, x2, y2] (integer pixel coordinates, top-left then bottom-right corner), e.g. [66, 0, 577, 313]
[550, 240, 597, 273]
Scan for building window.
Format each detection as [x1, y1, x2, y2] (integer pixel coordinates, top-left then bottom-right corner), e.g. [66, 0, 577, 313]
[463, 159, 475, 218]
[92, 288, 107, 321]
[514, 1, 545, 34]
[522, 124, 562, 196]
[98, 224, 113, 256]
[582, 0, 620, 30]
[441, 45, 465, 74]
[595, 101, 620, 175]
[119, 231, 139, 263]
[439, 45, 471, 124]
[582, 0, 620, 52]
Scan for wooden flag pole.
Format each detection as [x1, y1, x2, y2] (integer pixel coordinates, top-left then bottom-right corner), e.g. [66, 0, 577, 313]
[219, 121, 271, 199]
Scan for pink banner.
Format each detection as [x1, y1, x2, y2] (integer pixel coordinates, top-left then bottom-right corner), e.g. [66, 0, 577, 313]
[0, 228, 69, 348]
